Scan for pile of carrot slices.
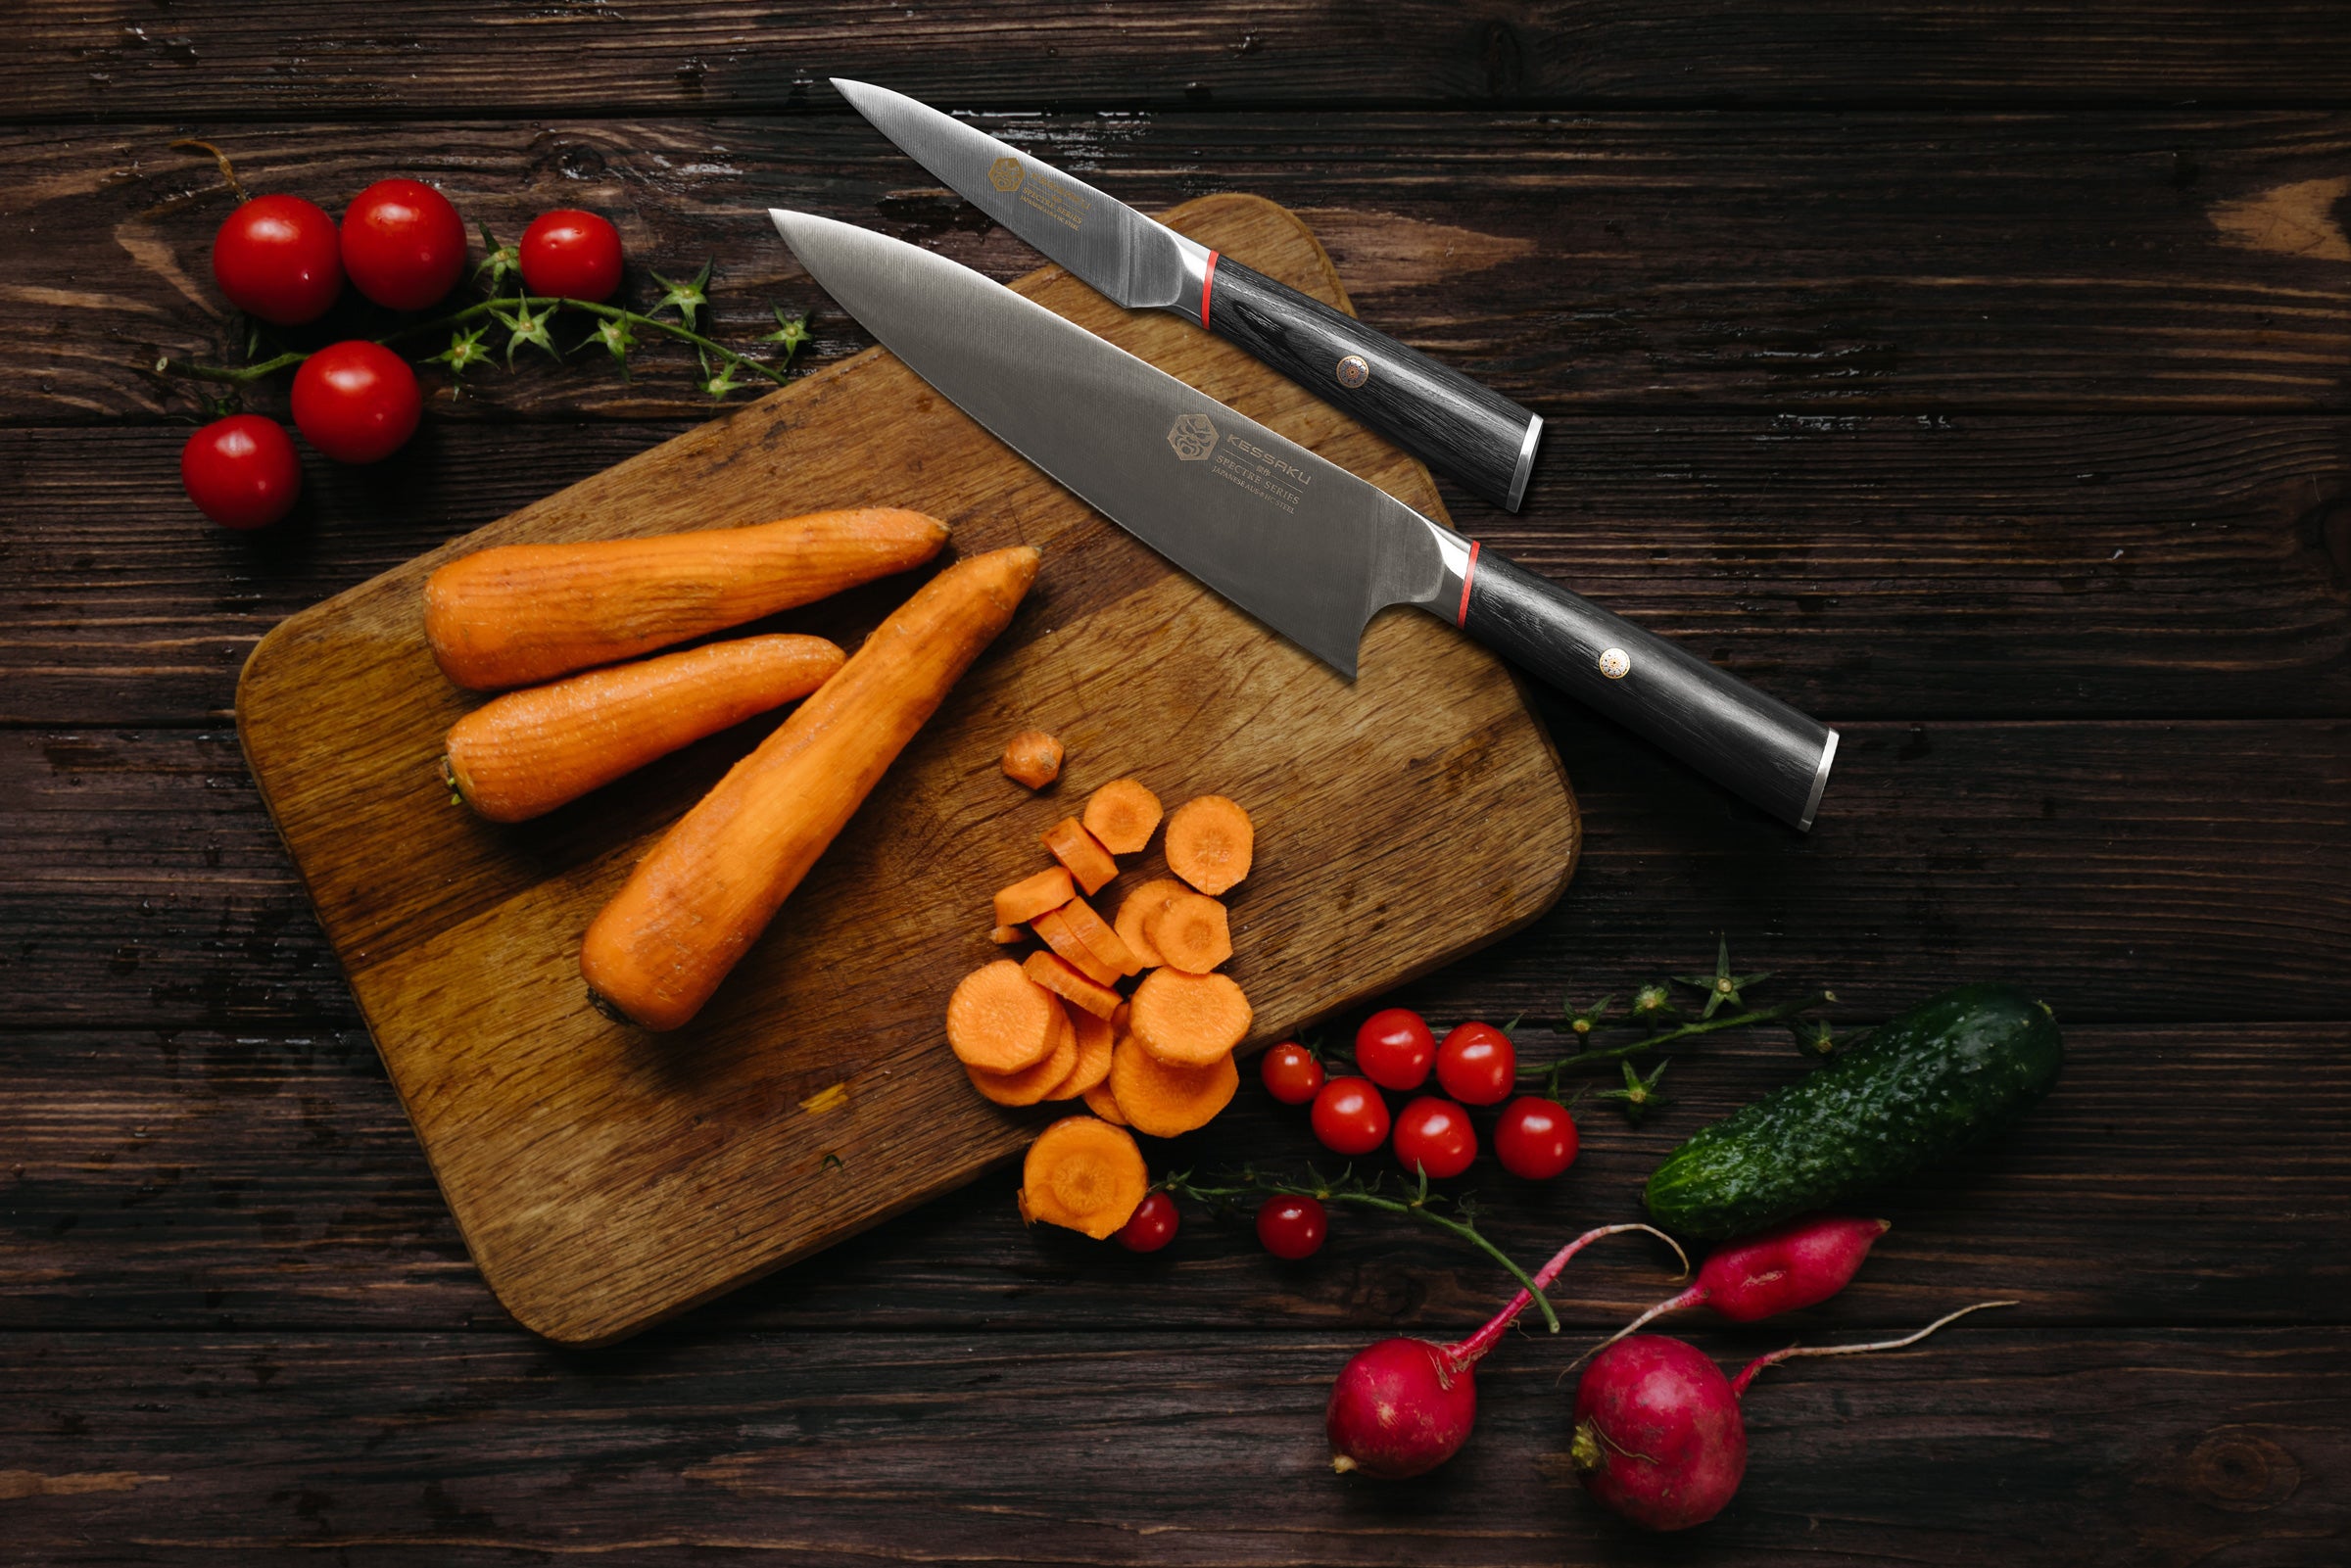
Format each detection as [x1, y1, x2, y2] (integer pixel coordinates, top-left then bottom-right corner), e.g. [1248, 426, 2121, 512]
[946, 751, 1260, 1235]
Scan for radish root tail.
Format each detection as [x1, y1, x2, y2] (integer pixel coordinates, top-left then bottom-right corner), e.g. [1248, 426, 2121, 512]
[1729, 1299, 2019, 1400]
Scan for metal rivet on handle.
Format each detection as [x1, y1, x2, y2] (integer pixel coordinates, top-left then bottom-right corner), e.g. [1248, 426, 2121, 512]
[1598, 647, 1631, 680]
[1335, 355, 1370, 389]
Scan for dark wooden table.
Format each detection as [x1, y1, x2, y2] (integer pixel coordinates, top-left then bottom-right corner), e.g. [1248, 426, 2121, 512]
[6, 6, 2349, 1562]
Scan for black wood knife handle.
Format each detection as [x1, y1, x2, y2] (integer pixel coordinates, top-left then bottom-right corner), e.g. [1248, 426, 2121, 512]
[1457, 546, 1838, 830]
[1198, 255, 1544, 512]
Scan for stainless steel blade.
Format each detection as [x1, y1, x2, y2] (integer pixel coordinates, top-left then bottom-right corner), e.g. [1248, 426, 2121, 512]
[769, 210, 1461, 676]
[833, 77, 1205, 313]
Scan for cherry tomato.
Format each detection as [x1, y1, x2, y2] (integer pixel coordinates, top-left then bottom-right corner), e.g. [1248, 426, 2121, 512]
[1436, 1020, 1517, 1106]
[340, 178, 467, 310]
[1255, 1195, 1327, 1259]
[1355, 1007, 1435, 1092]
[1116, 1190, 1179, 1254]
[1259, 1040, 1324, 1106]
[1392, 1097, 1477, 1179]
[1310, 1075, 1390, 1157]
[211, 194, 343, 326]
[1494, 1095, 1580, 1181]
[519, 209, 624, 303]
[290, 341, 422, 464]
[179, 414, 302, 530]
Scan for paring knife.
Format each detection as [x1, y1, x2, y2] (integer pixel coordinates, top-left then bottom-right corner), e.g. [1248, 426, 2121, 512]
[768, 210, 1837, 831]
[834, 77, 1546, 514]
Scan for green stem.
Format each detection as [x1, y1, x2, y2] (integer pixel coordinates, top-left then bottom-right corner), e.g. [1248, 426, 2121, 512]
[1542, 992, 1832, 1094]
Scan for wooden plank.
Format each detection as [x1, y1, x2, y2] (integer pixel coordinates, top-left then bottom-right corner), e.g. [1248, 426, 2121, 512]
[4, 1023, 2344, 1335]
[0, 1328, 2341, 1564]
[8, 3, 2351, 119]
[8, 416, 2347, 729]
[7, 719, 2346, 1031]
[10, 113, 2351, 424]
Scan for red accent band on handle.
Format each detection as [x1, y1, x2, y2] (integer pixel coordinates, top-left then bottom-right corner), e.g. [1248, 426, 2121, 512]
[1198, 251, 1221, 328]
[1456, 540, 1481, 626]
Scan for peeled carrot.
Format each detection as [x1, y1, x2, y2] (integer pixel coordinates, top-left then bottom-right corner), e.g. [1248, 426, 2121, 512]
[1001, 730, 1064, 789]
[581, 546, 1038, 1029]
[1023, 949, 1124, 1021]
[1017, 1116, 1150, 1239]
[1164, 794, 1254, 896]
[441, 635, 843, 823]
[1056, 894, 1142, 977]
[1106, 1031, 1239, 1138]
[988, 924, 1027, 945]
[1043, 1007, 1116, 1101]
[425, 508, 949, 690]
[1128, 968, 1253, 1068]
[1144, 890, 1232, 975]
[1040, 817, 1119, 894]
[967, 1000, 1077, 1107]
[993, 867, 1075, 927]
[1032, 907, 1124, 988]
[1081, 1079, 1128, 1125]
[1114, 878, 1186, 969]
[1081, 778, 1163, 855]
[944, 957, 1062, 1072]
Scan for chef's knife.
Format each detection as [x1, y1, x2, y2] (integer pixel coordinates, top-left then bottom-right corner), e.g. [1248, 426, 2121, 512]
[768, 210, 1837, 831]
[834, 76, 1546, 514]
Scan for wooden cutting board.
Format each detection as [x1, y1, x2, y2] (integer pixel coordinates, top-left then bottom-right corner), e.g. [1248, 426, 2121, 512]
[236, 194, 1580, 1347]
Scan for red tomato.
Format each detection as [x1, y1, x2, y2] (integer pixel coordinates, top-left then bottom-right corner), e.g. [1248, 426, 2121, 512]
[1310, 1075, 1390, 1157]
[1392, 1097, 1477, 1179]
[1255, 1195, 1327, 1259]
[519, 209, 624, 303]
[1436, 1021, 1517, 1106]
[1355, 1007, 1435, 1091]
[340, 178, 467, 310]
[290, 341, 422, 464]
[179, 414, 302, 530]
[1116, 1191, 1179, 1254]
[1259, 1041, 1324, 1106]
[1494, 1095, 1580, 1180]
[211, 195, 343, 326]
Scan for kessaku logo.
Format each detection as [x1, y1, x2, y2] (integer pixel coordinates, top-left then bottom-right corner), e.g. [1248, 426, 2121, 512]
[988, 157, 1024, 192]
[1167, 412, 1219, 460]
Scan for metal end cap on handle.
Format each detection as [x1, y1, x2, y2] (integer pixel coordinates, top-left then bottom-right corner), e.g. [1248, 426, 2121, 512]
[1797, 728, 1839, 833]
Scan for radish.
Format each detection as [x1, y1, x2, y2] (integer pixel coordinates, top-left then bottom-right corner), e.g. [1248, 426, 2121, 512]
[1326, 1222, 1685, 1479]
[1589, 1212, 1891, 1357]
[1571, 1301, 2015, 1531]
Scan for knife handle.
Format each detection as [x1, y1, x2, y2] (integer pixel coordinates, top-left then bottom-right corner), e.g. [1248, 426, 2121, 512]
[1455, 546, 1838, 830]
[1194, 256, 1543, 513]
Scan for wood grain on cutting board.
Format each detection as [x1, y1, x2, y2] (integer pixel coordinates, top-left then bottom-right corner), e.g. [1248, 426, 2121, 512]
[234, 194, 1580, 1346]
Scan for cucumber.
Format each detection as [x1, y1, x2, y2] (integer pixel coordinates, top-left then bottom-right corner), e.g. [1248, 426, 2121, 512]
[1644, 982, 2062, 1238]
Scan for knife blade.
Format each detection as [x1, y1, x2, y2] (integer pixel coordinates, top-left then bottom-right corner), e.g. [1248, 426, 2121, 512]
[834, 76, 1547, 514]
[768, 209, 1837, 831]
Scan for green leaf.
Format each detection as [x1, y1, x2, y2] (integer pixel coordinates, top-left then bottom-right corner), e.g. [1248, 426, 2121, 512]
[651, 260, 713, 331]
[593, 315, 637, 382]
[488, 298, 557, 367]
[696, 345, 740, 401]
[429, 323, 493, 379]
[759, 306, 810, 354]
[473, 223, 522, 294]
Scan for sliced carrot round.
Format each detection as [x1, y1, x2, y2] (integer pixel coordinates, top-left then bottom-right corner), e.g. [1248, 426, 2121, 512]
[1017, 1115, 1149, 1238]
[1106, 1033, 1238, 1138]
[1128, 968, 1252, 1068]
[1001, 729, 1064, 789]
[1040, 816, 1120, 894]
[1115, 878, 1187, 969]
[1164, 794, 1253, 895]
[1023, 948, 1124, 1020]
[994, 866, 1075, 927]
[1058, 893, 1141, 977]
[967, 1001, 1077, 1106]
[1143, 890, 1231, 974]
[988, 924, 1027, 945]
[1081, 1079, 1128, 1126]
[1081, 778, 1163, 855]
[1032, 906, 1124, 987]
[1043, 1006, 1116, 1101]
[945, 959, 1060, 1072]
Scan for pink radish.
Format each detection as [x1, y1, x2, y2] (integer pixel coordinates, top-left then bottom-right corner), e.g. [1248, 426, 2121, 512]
[1590, 1213, 1892, 1356]
[1571, 1301, 2015, 1531]
[1327, 1223, 1686, 1479]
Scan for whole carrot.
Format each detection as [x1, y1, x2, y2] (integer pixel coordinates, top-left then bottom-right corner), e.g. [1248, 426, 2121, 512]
[424, 507, 949, 690]
[581, 546, 1041, 1030]
[442, 634, 844, 823]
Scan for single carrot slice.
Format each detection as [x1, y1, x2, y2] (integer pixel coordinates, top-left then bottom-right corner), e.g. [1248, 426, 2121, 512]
[994, 866, 1075, 927]
[1128, 968, 1252, 1068]
[1057, 894, 1142, 977]
[1043, 1007, 1116, 1101]
[1023, 949, 1124, 1021]
[1114, 878, 1186, 969]
[1017, 1116, 1150, 1239]
[1081, 1079, 1128, 1126]
[1143, 890, 1232, 974]
[945, 959, 1060, 1072]
[1032, 907, 1123, 987]
[1081, 778, 1163, 855]
[988, 925, 1027, 945]
[1040, 817, 1119, 894]
[1164, 794, 1254, 895]
[1106, 1033, 1238, 1138]
[967, 1001, 1077, 1107]
[1001, 730, 1063, 789]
